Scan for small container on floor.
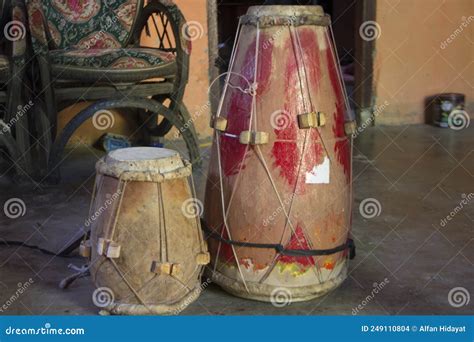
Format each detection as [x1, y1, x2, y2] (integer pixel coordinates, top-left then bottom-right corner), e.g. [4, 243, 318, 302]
[430, 93, 465, 128]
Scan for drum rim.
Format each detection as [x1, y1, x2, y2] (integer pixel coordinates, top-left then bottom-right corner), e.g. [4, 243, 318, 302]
[242, 4, 329, 27]
[107, 146, 179, 162]
[246, 5, 325, 17]
[96, 147, 192, 182]
[240, 14, 331, 27]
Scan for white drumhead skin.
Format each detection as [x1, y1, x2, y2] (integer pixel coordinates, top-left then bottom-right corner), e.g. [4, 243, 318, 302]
[246, 5, 324, 17]
[108, 147, 177, 162]
[104, 147, 185, 175]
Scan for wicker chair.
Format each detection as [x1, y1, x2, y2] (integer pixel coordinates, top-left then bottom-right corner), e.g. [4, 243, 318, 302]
[25, 0, 201, 181]
[0, 0, 33, 176]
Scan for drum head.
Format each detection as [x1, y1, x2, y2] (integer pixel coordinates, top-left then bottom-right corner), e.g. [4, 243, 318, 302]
[102, 147, 186, 176]
[109, 147, 177, 162]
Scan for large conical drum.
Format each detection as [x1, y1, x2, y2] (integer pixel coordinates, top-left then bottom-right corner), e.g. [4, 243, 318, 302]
[204, 5, 355, 303]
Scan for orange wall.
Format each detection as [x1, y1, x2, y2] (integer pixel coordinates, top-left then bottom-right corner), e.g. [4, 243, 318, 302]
[173, 0, 212, 139]
[373, 0, 473, 124]
[60, 1, 472, 141]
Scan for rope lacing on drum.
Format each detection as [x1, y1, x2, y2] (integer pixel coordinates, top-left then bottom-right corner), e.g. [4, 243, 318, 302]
[256, 17, 326, 284]
[88, 173, 205, 313]
[208, 71, 258, 98]
[327, 24, 356, 274]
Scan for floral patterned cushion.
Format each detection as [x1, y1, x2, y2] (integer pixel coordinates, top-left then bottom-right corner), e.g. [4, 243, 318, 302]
[50, 48, 175, 70]
[49, 48, 176, 81]
[27, 0, 141, 50]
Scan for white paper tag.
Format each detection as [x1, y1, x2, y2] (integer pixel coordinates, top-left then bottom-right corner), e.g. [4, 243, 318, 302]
[305, 157, 330, 184]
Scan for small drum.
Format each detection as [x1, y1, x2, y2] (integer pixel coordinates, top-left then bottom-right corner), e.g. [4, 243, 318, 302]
[82, 147, 209, 315]
[205, 6, 355, 302]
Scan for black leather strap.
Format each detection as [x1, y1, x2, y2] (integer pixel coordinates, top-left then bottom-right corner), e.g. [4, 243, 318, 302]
[201, 219, 356, 260]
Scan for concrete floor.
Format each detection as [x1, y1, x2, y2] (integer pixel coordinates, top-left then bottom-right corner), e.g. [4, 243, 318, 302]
[0, 124, 472, 315]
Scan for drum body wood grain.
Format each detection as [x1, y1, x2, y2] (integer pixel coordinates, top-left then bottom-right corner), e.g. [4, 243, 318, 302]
[204, 6, 353, 302]
[86, 147, 209, 315]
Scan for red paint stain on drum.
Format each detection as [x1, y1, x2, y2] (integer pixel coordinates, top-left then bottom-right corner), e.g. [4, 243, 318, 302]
[220, 101, 251, 177]
[272, 30, 326, 189]
[326, 38, 351, 180]
[278, 225, 315, 267]
[325, 34, 344, 104]
[309, 131, 325, 166]
[218, 226, 236, 263]
[333, 114, 350, 181]
[298, 28, 321, 90]
[272, 140, 299, 187]
[323, 259, 335, 270]
[220, 48, 254, 176]
[256, 33, 273, 95]
[241, 258, 251, 269]
[220, 36, 273, 176]
[300, 28, 326, 175]
[271, 46, 300, 188]
[271, 36, 305, 188]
